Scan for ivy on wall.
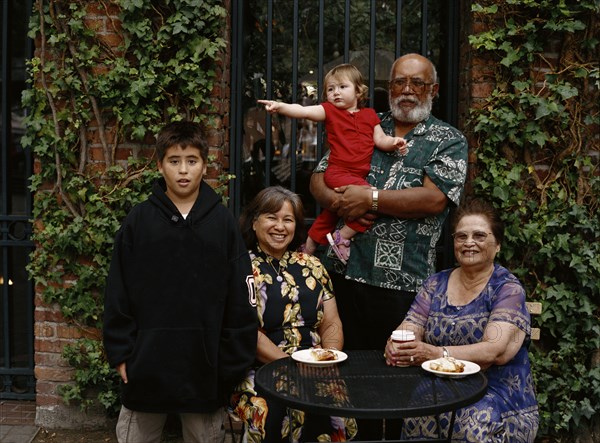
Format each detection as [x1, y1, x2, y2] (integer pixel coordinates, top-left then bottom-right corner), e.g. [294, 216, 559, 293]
[468, 0, 599, 438]
[23, 0, 228, 413]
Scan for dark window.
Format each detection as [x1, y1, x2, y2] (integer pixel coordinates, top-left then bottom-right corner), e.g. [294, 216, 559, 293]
[1, 0, 35, 400]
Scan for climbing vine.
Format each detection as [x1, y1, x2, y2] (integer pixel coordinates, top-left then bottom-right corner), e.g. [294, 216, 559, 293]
[468, 0, 599, 438]
[23, 0, 228, 412]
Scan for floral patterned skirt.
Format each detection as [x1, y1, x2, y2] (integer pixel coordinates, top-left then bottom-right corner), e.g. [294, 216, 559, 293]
[230, 368, 357, 442]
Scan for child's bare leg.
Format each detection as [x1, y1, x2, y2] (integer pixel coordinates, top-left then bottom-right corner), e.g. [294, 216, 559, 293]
[338, 225, 357, 241]
[326, 225, 356, 263]
[303, 236, 319, 254]
[336, 225, 356, 259]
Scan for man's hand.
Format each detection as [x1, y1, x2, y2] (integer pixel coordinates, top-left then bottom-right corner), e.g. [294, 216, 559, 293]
[334, 185, 373, 221]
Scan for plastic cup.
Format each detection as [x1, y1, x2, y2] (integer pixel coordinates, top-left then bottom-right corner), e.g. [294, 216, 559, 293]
[390, 329, 415, 367]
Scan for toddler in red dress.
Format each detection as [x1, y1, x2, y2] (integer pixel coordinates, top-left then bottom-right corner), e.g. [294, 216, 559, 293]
[259, 64, 407, 263]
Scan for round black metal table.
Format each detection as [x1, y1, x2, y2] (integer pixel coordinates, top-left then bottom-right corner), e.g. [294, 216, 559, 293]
[254, 349, 488, 442]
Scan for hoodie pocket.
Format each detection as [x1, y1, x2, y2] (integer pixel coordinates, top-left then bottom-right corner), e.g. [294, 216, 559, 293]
[125, 328, 217, 404]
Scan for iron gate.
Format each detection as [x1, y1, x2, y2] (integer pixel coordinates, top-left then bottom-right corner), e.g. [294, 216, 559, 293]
[229, 0, 460, 268]
[0, 0, 35, 400]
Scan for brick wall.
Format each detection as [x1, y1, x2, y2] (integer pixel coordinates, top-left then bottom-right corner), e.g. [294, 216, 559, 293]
[32, 1, 232, 429]
[457, 0, 498, 191]
[34, 300, 109, 428]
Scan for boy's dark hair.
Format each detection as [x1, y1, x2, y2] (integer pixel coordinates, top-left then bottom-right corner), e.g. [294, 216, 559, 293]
[156, 121, 209, 161]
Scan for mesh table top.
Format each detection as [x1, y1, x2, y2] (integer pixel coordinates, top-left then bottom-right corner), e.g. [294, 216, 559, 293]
[255, 349, 487, 419]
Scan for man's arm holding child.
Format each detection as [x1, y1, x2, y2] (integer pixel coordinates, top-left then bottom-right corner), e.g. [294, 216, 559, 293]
[310, 172, 447, 222]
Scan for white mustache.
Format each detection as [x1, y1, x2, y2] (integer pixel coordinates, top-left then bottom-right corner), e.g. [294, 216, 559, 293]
[392, 96, 419, 106]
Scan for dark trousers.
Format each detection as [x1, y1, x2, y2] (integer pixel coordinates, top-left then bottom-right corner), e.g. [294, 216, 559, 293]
[330, 273, 417, 440]
[330, 273, 416, 351]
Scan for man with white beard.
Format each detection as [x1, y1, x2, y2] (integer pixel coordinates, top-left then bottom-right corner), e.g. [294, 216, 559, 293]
[310, 53, 468, 351]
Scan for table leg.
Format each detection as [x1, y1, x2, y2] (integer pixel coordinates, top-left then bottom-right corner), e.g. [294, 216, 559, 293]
[445, 410, 457, 442]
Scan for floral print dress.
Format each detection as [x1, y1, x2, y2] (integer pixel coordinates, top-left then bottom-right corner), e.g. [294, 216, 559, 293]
[231, 247, 357, 442]
[402, 264, 539, 442]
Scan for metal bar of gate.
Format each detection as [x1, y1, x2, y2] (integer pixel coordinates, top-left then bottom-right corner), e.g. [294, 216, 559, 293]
[264, 1, 274, 187]
[230, 0, 244, 212]
[396, 0, 403, 58]
[289, 0, 299, 191]
[368, 0, 376, 106]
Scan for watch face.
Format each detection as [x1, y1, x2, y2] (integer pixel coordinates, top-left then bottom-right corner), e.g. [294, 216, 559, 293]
[372, 189, 379, 211]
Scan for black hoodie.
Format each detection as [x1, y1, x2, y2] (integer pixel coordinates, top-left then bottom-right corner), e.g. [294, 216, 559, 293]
[103, 178, 258, 413]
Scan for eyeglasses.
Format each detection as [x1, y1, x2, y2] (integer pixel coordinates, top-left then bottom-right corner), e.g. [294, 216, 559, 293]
[452, 231, 493, 244]
[389, 77, 435, 93]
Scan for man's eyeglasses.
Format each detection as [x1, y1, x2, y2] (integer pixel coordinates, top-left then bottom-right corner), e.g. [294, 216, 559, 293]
[452, 231, 493, 244]
[389, 78, 435, 93]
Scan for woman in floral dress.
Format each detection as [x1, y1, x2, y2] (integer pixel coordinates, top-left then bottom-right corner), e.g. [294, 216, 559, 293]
[384, 197, 539, 442]
[231, 186, 357, 442]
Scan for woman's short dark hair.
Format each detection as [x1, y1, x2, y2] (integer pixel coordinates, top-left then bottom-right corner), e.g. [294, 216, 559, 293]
[156, 121, 208, 162]
[239, 186, 306, 251]
[452, 197, 505, 245]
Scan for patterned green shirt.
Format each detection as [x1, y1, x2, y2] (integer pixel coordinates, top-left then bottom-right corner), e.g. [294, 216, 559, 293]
[314, 113, 468, 292]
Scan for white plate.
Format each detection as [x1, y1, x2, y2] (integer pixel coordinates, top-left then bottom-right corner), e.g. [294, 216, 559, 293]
[291, 349, 348, 367]
[421, 359, 480, 377]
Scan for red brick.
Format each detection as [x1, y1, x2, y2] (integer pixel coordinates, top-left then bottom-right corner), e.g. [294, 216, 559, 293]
[89, 147, 107, 162]
[56, 325, 85, 340]
[35, 338, 76, 354]
[35, 352, 69, 367]
[35, 323, 56, 338]
[84, 17, 107, 33]
[36, 381, 59, 396]
[36, 393, 65, 406]
[471, 82, 494, 99]
[98, 32, 124, 48]
[471, 21, 488, 34]
[85, 2, 122, 17]
[35, 366, 75, 382]
[35, 307, 66, 323]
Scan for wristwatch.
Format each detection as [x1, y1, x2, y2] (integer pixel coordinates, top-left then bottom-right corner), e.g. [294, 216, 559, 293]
[442, 346, 450, 358]
[371, 188, 379, 212]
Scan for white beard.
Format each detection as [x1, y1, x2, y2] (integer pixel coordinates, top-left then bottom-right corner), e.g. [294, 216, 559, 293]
[389, 94, 433, 124]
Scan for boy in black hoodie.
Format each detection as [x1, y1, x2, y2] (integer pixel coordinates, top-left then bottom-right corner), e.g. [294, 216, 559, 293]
[103, 121, 258, 443]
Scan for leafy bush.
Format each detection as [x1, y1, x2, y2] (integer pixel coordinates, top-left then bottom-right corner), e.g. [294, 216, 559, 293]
[468, 0, 600, 438]
[59, 339, 121, 414]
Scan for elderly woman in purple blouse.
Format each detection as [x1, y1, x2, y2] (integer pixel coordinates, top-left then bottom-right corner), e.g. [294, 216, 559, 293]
[384, 197, 539, 442]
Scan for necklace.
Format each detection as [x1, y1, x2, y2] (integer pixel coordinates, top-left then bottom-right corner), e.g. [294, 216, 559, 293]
[267, 257, 284, 282]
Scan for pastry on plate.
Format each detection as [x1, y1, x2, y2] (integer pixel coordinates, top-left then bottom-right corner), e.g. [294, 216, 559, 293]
[429, 356, 465, 373]
[310, 348, 338, 361]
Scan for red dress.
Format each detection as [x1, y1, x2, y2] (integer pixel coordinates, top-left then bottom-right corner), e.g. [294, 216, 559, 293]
[308, 101, 381, 244]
